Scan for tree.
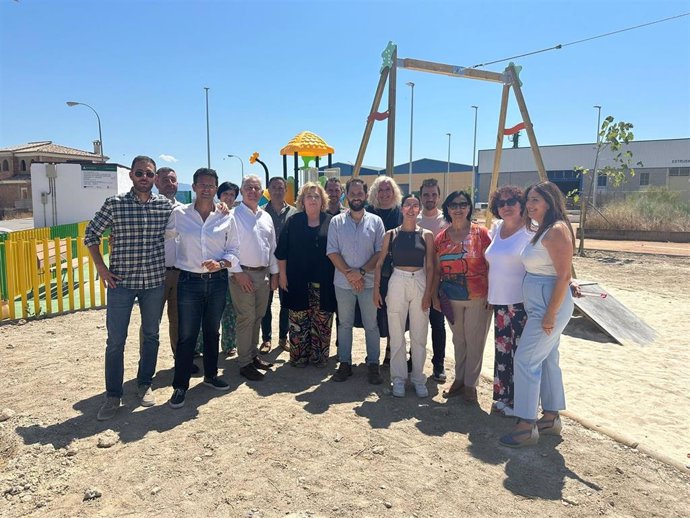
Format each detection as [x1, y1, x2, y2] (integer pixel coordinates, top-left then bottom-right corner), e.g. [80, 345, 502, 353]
[574, 116, 641, 256]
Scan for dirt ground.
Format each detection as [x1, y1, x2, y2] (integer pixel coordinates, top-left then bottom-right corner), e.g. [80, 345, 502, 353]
[1, 250, 690, 517]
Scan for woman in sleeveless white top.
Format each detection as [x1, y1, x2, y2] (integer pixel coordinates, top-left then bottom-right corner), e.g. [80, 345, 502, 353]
[500, 182, 576, 448]
[485, 187, 532, 417]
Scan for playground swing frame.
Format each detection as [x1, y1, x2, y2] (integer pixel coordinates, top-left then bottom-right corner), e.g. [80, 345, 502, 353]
[352, 42, 548, 227]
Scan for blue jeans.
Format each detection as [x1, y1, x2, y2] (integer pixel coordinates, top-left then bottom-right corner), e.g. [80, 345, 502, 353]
[334, 286, 380, 365]
[513, 273, 574, 421]
[174, 271, 228, 390]
[105, 284, 164, 398]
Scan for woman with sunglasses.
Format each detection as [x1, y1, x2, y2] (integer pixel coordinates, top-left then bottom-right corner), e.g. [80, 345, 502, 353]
[374, 194, 435, 397]
[433, 191, 492, 404]
[499, 181, 575, 448]
[484, 186, 532, 417]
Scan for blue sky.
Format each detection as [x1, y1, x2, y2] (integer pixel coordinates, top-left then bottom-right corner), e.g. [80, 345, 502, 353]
[1, 0, 689, 186]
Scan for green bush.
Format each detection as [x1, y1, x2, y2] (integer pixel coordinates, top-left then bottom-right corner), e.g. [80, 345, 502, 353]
[586, 187, 690, 232]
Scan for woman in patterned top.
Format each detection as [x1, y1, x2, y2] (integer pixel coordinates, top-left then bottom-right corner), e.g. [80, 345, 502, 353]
[433, 190, 492, 404]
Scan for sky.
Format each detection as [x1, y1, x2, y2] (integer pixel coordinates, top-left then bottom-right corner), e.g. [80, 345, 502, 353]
[1, 0, 689, 187]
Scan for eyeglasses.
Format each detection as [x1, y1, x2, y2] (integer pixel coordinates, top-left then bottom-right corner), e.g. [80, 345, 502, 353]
[196, 183, 217, 190]
[305, 194, 321, 200]
[497, 197, 520, 208]
[134, 170, 156, 179]
[448, 202, 469, 210]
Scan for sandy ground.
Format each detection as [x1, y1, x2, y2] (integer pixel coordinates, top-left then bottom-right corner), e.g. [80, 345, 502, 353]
[1, 249, 690, 517]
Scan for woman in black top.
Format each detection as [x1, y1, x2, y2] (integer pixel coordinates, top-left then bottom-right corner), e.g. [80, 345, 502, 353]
[374, 194, 435, 397]
[366, 176, 403, 361]
[275, 182, 336, 367]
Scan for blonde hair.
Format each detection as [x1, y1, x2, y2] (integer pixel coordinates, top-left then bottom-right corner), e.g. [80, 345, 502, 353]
[368, 176, 402, 208]
[295, 182, 328, 212]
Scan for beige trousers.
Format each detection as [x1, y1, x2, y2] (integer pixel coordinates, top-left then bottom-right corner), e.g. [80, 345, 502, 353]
[447, 298, 492, 388]
[228, 269, 272, 368]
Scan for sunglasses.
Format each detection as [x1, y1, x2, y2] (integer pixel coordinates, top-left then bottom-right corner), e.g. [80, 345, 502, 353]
[497, 197, 520, 208]
[134, 170, 156, 179]
[448, 202, 469, 210]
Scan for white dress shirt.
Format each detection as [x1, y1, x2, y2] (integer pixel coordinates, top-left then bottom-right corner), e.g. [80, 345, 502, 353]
[230, 202, 278, 274]
[166, 203, 239, 273]
[164, 199, 183, 267]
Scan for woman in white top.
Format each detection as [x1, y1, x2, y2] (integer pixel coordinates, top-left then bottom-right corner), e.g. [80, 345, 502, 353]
[484, 186, 532, 417]
[500, 181, 576, 448]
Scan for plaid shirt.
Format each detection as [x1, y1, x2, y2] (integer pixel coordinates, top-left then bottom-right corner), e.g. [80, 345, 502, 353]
[84, 189, 174, 290]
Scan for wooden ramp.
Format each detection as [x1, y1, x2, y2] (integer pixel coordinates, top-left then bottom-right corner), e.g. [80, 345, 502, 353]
[573, 280, 657, 347]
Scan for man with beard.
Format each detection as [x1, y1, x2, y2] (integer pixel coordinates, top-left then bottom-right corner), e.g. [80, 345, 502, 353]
[417, 178, 449, 382]
[325, 177, 346, 216]
[327, 178, 385, 384]
[85, 156, 173, 420]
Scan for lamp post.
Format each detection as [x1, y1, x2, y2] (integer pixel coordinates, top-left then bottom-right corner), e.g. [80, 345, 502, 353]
[66, 101, 103, 158]
[591, 105, 602, 207]
[204, 87, 211, 168]
[227, 154, 244, 184]
[445, 132, 451, 198]
[406, 81, 415, 194]
[471, 105, 478, 201]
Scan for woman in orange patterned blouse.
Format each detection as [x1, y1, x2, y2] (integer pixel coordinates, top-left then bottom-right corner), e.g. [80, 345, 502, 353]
[432, 190, 492, 404]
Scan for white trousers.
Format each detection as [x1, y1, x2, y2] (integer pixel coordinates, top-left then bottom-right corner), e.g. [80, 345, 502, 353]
[386, 269, 429, 385]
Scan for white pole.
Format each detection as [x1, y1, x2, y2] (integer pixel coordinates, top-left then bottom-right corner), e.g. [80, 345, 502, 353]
[471, 105, 478, 202]
[406, 82, 415, 194]
[592, 105, 602, 207]
[446, 132, 451, 198]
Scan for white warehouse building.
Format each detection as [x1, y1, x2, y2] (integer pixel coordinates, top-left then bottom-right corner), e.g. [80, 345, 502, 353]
[477, 138, 690, 203]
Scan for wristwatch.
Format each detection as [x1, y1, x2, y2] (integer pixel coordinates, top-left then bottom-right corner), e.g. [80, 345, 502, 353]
[219, 259, 229, 269]
[359, 267, 366, 276]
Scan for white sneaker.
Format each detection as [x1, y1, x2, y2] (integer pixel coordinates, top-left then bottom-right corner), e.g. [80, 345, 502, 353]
[414, 382, 429, 398]
[137, 385, 155, 407]
[392, 380, 406, 398]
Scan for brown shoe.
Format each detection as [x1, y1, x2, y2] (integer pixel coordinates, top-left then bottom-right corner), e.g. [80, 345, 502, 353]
[259, 341, 271, 354]
[279, 338, 290, 352]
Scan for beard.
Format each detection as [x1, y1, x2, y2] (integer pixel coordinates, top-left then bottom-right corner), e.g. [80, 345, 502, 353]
[423, 201, 436, 211]
[348, 199, 365, 212]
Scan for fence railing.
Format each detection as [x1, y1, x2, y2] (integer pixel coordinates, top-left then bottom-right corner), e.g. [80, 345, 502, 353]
[1, 222, 110, 322]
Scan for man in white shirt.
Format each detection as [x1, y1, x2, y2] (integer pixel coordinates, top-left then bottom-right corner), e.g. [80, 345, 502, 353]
[417, 178, 449, 382]
[166, 168, 240, 409]
[228, 175, 279, 381]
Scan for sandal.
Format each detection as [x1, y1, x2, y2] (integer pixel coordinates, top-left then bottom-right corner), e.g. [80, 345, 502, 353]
[442, 382, 464, 399]
[259, 341, 271, 354]
[537, 414, 562, 436]
[499, 425, 539, 448]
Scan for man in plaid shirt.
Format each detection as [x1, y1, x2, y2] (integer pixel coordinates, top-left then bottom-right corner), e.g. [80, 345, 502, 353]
[85, 155, 174, 420]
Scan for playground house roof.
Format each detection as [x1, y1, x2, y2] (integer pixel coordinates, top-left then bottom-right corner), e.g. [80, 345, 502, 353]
[280, 131, 334, 157]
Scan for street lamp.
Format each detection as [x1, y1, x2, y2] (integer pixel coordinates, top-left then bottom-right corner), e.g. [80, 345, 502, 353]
[445, 132, 451, 198]
[406, 81, 415, 194]
[227, 154, 244, 183]
[66, 101, 103, 158]
[471, 105, 478, 202]
[204, 87, 211, 168]
[591, 105, 602, 207]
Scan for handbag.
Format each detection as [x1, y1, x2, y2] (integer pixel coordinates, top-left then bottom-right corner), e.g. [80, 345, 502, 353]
[379, 228, 398, 296]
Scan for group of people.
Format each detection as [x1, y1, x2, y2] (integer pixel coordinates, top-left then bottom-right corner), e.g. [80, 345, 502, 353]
[86, 154, 577, 449]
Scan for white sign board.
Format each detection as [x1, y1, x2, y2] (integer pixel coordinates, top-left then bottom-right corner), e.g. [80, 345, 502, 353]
[82, 168, 117, 190]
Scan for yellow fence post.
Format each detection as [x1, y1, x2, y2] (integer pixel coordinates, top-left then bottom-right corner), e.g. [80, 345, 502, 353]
[77, 238, 85, 309]
[6, 241, 16, 320]
[55, 237, 64, 314]
[42, 239, 52, 315]
[65, 237, 75, 311]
